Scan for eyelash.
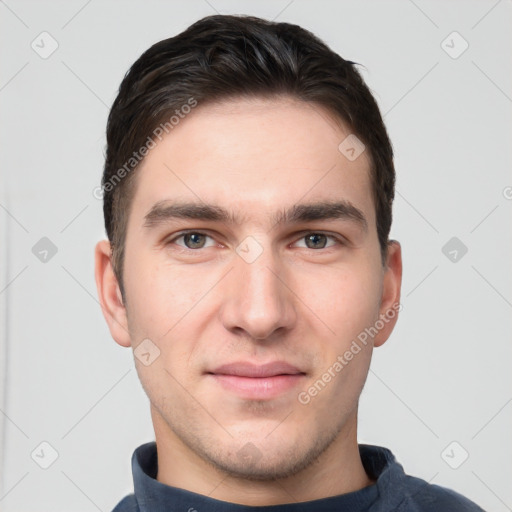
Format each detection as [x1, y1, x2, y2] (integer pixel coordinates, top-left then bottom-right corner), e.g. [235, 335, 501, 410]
[166, 230, 345, 251]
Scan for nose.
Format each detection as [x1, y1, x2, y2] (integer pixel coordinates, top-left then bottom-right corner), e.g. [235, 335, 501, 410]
[219, 240, 297, 340]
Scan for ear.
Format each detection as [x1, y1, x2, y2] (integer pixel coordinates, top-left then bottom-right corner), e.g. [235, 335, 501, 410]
[373, 240, 402, 348]
[94, 239, 131, 347]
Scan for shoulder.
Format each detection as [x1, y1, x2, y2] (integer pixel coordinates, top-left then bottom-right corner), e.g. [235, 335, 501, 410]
[111, 493, 138, 512]
[359, 445, 485, 511]
[395, 474, 486, 511]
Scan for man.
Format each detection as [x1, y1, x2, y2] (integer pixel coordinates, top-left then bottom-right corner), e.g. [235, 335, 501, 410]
[95, 14, 485, 511]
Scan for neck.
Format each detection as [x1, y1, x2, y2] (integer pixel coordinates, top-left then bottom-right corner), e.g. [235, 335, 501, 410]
[152, 405, 374, 506]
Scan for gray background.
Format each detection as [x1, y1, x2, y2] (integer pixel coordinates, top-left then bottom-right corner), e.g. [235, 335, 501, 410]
[0, 0, 511, 510]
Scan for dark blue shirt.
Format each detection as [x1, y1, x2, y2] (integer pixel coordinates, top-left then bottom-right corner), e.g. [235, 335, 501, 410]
[112, 442, 485, 511]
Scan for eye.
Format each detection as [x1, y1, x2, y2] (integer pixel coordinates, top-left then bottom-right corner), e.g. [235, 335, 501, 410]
[172, 232, 216, 249]
[293, 233, 339, 250]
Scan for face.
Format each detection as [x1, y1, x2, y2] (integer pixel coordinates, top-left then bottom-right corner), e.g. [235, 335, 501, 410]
[96, 96, 401, 480]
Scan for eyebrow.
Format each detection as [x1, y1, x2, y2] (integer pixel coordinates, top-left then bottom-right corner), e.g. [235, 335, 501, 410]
[143, 200, 368, 232]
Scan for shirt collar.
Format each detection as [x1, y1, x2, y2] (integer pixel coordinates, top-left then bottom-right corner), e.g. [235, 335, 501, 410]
[131, 441, 399, 511]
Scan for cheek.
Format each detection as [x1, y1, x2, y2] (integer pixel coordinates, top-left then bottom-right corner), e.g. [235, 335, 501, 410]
[319, 263, 382, 398]
[124, 253, 213, 379]
[295, 260, 383, 342]
[124, 249, 199, 336]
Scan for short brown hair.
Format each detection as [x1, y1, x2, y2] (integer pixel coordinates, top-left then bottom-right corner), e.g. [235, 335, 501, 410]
[102, 14, 395, 301]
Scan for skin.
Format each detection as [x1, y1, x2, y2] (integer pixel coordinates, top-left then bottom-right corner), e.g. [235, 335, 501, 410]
[95, 96, 402, 506]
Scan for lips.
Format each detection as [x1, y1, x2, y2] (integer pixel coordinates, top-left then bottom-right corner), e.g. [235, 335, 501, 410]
[207, 361, 306, 399]
[209, 361, 305, 378]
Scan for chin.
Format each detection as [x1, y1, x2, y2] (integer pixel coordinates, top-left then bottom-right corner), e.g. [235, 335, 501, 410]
[198, 426, 338, 481]
[206, 446, 309, 481]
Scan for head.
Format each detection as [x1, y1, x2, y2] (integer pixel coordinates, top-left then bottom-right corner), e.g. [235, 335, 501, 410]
[96, 14, 401, 482]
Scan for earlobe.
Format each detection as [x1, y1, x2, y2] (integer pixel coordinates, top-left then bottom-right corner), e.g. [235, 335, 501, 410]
[94, 239, 131, 347]
[373, 240, 403, 348]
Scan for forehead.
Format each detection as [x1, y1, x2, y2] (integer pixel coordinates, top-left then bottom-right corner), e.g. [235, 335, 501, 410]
[127, 96, 375, 230]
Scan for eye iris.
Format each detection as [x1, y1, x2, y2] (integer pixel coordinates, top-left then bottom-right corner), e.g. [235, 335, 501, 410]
[306, 234, 327, 249]
[184, 233, 206, 249]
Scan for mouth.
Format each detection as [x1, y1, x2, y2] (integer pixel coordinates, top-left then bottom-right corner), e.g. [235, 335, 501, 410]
[206, 361, 306, 400]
